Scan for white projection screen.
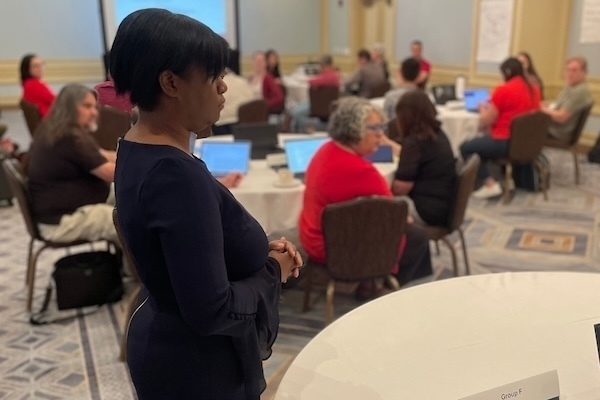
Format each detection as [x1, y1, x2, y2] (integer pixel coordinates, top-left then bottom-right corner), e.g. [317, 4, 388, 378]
[99, 0, 239, 51]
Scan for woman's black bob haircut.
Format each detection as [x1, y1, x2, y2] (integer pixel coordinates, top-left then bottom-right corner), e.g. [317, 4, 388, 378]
[110, 8, 230, 111]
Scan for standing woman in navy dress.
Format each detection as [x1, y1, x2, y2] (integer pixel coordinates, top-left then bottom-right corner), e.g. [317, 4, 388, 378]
[110, 9, 302, 399]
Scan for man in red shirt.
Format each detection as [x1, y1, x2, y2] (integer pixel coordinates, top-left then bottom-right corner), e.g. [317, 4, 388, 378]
[410, 40, 431, 89]
[289, 54, 341, 132]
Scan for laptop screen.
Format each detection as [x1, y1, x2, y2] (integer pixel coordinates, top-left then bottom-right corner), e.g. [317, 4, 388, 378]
[284, 138, 329, 174]
[199, 141, 251, 176]
[366, 145, 394, 163]
[464, 88, 489, 111]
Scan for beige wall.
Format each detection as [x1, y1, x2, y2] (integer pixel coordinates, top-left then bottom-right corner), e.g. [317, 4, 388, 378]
[2, 0, 599, 143]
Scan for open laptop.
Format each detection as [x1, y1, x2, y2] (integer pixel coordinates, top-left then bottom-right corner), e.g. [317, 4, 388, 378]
[463, 88, 489, 112]
[284, 137, 329, 180]
[366, 145, 394, 163]
[232, 123, 281, 160]
[199, 141, 251, 177]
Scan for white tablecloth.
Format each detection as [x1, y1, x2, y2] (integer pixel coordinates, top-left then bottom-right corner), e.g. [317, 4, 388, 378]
[275, 272, 600, 399]
[436, 105, 480, 156]
[195, 134, 396, 234]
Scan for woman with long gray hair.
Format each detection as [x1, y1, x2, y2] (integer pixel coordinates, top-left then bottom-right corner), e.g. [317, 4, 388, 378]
[27, 83, 118, 244]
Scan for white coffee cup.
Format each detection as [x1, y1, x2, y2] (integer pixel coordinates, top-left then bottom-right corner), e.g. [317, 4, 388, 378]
[278, 168, 294, 184]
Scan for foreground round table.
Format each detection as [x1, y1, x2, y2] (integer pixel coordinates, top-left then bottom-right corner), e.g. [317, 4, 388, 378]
[275, 272, 600, 399]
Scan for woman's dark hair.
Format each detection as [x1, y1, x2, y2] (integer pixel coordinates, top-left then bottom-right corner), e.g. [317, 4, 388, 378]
[395, 91, 441, 140]
[500, 56, 534, 99]
[19, 53, 37, 85]
[517, 51, 544, 98]
[357, 49, 371, 61]
[110, 8, 229, 111]
[265, 49, 281, 79]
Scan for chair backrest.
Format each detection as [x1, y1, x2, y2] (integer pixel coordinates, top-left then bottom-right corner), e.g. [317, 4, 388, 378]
[508, 111, 551, 163]
[309, 86, 340, 119]
[431, 84, 457, 105]
[112, 208, 141, 283]
[270, 84, 287, 115]
[369, 81, 392, 99]
[448, 155, 480, 231]
[322, 197, 408, 281]
[1, 158, 42, 240]
[92, 106, 131, 151]
[238, 99, 269, 123]
[19, 99, 42, 137]
[567, 102, 594, 146]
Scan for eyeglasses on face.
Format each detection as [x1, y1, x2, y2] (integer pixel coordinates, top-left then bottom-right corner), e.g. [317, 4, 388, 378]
[365, 124, 388, 133]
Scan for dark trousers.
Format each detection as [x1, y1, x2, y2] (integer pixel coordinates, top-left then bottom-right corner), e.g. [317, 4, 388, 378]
[460, 136, 509, 180]
[395, 223, 433, 286]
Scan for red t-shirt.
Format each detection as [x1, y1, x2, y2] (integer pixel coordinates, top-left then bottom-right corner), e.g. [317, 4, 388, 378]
[299, 141, 393, 264]
[489, 76, 540, 140]
[94, 80, 133, 113]
[309, 69, 341, 88]
[419, 59, 431, 73]
[22, 78, 56, 117]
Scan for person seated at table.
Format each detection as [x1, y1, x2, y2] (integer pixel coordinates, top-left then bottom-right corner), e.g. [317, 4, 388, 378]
[516, 51, 544, 99]
[288, 54, 341, 133]
[391, 91, 456, 226]
[410, 40, 431, 89]
[20, 53, 55, 118]
[213, 52, 258, 135]
[383, 57, 420, 121]
[371, 43, 390, 81]
[344, 49, 386, 98]
[299, 97, 432, 296]
[460, 57, 540, 199]
[265, 48, 282, 83]
[249, 51, 284, 114]
[542, 57, 593, 143]
[26, 83, 118, 243]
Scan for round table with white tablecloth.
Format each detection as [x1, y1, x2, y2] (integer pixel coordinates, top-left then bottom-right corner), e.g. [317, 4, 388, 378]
[195, 134, 396, 234]
[436, 105, 480, 156]
[275, 272, 600, 399]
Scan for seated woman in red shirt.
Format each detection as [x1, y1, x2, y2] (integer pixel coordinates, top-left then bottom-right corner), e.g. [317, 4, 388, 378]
[20, 54, 56, 117]
[460, 57, 540, 199]
[249, 51, 284, 114]
[299, 97, 432, 296]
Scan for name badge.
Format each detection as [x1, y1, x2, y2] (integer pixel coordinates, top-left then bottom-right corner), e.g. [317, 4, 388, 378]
[459, 370, 559, 400]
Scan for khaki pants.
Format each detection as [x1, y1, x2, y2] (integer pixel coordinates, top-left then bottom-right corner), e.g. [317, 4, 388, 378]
[39, 203, 118, 244]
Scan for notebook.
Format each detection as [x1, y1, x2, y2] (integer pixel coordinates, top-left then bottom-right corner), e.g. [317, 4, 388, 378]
[232, 123, 281, 160]
[284, 137, 329, 179]
[199, 141, 251, 177]
[463, 88, 490, 112]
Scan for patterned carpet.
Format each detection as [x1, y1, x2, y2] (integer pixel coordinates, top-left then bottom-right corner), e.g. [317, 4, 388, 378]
[1, 108, 600, 398]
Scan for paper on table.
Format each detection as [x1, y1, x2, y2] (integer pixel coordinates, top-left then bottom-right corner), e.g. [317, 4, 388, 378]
[459, 370, 559, 400]
[476, 0, 515, 63]
[580, 0, 600, 43]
